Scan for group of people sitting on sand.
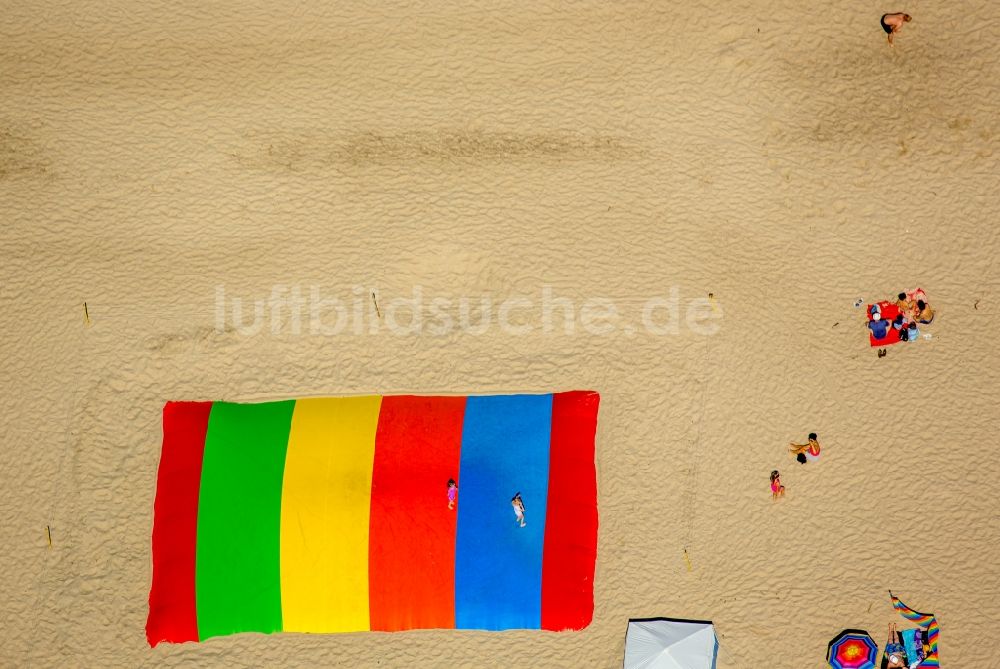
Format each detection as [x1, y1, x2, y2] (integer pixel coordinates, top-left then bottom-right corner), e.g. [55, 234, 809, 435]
[897, 291, 935, 324]
[868, 288, 935, 344]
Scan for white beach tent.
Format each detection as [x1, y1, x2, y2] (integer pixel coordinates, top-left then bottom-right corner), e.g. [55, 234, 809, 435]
[623, 618, 718, 669]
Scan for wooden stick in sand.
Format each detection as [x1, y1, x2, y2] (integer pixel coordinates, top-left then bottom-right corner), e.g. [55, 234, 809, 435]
[46, 525, 52, 549]
[83, 302, 91, 326]
[371, 292, 381, 318]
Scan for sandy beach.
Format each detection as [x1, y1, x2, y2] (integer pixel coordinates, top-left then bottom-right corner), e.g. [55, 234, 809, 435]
[2, 1, 999, 666]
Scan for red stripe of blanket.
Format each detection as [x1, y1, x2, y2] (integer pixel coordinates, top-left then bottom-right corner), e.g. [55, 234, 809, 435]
[146, 401, 212, 646]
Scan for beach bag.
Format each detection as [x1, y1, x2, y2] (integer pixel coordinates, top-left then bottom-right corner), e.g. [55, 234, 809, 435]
[886, 648, 906, 668]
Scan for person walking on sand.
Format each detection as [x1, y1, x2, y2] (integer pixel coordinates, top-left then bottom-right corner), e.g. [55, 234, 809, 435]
[770, 470, 786, 500]
[789, 432, 821, 464]
[880, 12, 912, 46]
[447, 478, 458, 510]
[511, 492, 526, 527]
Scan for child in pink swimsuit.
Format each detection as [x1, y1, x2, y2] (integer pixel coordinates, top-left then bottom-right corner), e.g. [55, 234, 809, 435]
[447, 479, 458, 510]
[770, 470, 785, 499]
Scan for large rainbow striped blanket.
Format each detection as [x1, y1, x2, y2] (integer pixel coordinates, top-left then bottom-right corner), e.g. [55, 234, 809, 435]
[890, 592, 940, 667]
[146, 392, 600, 645]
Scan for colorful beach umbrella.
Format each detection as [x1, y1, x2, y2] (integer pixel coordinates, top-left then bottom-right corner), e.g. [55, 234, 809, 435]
[827, 629, 878, 669]
[623, 618, 718, 669]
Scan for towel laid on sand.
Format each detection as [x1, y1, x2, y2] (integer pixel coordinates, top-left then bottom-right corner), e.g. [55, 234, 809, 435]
[868, 301, 903, 347]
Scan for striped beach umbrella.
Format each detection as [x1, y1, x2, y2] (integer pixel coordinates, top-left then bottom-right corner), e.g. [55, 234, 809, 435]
[827, 629, 878, 669]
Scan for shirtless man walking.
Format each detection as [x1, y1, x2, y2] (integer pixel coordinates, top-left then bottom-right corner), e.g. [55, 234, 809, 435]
[880, 13, 912, 46]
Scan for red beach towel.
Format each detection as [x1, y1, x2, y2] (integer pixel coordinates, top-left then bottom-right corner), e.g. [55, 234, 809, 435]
[867, 301, 902, 347]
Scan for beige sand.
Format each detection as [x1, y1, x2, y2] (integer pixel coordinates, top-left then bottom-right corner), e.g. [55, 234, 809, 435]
[2, 1, 999, 666]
